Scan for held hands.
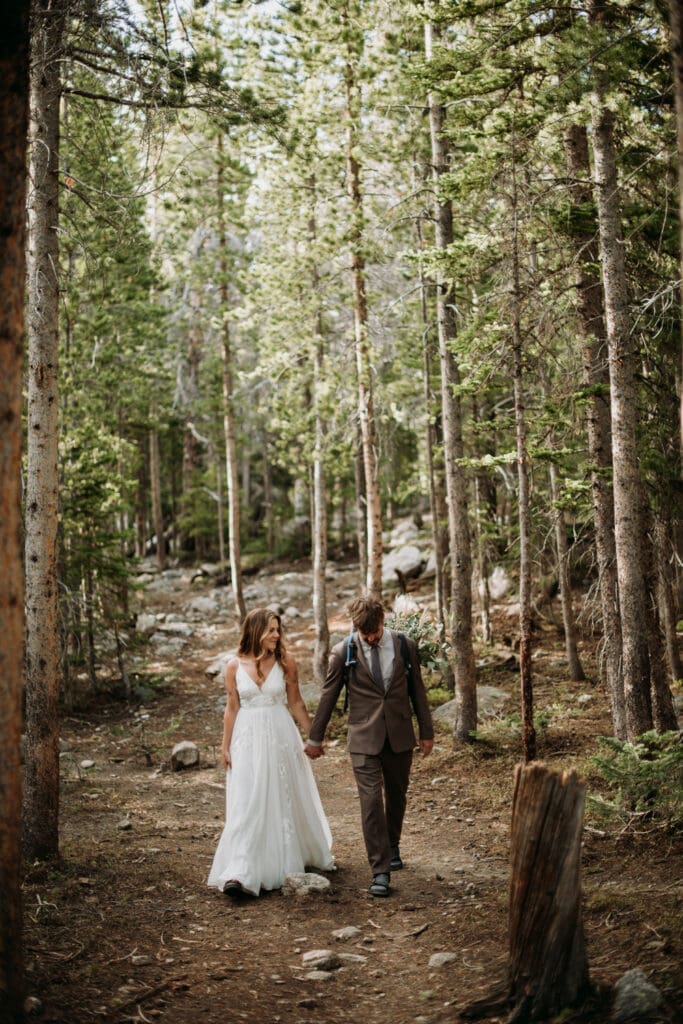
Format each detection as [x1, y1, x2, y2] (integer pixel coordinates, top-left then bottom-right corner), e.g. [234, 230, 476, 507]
[419, 738, 434, 757]
[304, 742, 325, 760]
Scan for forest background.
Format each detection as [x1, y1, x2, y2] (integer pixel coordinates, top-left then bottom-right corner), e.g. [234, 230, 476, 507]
[1, 0, 682, 1021]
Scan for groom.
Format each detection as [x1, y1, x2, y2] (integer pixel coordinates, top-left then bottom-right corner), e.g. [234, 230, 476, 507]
[304, 595, 434, 897]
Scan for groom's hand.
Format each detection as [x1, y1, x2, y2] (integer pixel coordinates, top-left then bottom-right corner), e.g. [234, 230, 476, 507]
[419, 738, 434, 757]
[304, 742, 324, 759]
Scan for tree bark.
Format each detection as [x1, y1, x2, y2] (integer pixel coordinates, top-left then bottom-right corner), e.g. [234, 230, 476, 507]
[217, 133, 245, 620]
[548, 461, 585, 681]
[308, 178, 330, 686]
[343, 1, 382, 597]
[654, 515, 683, 685]
[180, 290, 202, 555]
[668, 0, 683, 467]
[24, 0, 67, 862]
[591, 88, 653, 738]
[149, 423, 165, 571]
[262, 431, 275, 557]
[509, 128, 536, 763]
[563, 122, 625, 736]
[425, 22, 477, 743]
[508, 764, 590, 1018]
[0, 1, 30, 1017]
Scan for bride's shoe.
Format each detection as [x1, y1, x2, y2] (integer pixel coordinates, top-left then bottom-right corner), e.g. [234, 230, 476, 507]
[222, 880, 244, 897]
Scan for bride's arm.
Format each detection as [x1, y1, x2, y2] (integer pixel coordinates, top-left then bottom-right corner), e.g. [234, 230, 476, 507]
[221, 659, 240, 768]
[283, 653, 312, 736]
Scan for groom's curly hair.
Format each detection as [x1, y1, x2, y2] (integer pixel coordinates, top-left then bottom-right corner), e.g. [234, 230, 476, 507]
[348, 595, 385, 634]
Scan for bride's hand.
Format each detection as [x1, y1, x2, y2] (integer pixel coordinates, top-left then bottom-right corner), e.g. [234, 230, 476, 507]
[222, 749, 232, 769]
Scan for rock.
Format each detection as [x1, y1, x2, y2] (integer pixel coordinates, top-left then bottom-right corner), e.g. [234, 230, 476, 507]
[332, 926, 362, 942]
[282, 872, 331, 897]
[337, 952, 368, 964]
[433, 685, 509, 724]
[149, 638, 186, 656]
[185, 596, 220, 617]
[171, 740, 200, 771]
[136, 613, 158, 634]
[392, 594, 420, 616]
[117, 818, 132, 831]
[59, 738, 72, 752]
[80, 759, 95, 769]
[428, 952, 458, 968]
[284, 605, 302, 618]
[612, 968, 665, 1022]
[157, 620, 193, 636]
[205, 650, 235, 678]
[300, 683, 320, 707]
[303, 970, 336, 982]
[388, 518, 419, 547]
[382, 545, 424, 583]
[301, 950, 341, 971]
[488, 566, 512, 600]
[577, 693, 593, 705]
[131, 955, 153, 966]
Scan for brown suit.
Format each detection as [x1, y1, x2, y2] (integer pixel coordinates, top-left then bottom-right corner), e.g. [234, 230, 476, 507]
[309, 630, 434, 874]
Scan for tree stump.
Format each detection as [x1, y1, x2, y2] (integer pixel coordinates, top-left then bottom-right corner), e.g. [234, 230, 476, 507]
[462, 762, 590, 1022]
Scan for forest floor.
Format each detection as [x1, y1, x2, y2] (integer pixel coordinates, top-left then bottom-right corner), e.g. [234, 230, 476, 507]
[22, 558, 683, 1024]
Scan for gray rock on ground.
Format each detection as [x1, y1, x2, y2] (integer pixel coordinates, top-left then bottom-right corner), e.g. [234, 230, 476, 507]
[301, 950, 341, 971]
[612, 968, 665, 1023]
[282, 872, 331, 897]
[170, 740, 200, 771]
[332, 926, 362, 942]
[428, 952, 458, 968]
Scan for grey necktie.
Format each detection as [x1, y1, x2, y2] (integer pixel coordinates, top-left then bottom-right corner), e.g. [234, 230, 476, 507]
[370, 644, 384, 689]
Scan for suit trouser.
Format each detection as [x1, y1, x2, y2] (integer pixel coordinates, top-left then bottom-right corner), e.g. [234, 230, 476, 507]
[350, 739, 413, 874]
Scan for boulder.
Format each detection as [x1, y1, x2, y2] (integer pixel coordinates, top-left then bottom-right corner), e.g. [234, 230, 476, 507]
[612, 968, 665, 1023]
[433, 685, 510, 724]
[301, 950, 341, 971]
[381, 545, 424, 583]
[488, 566, 512, 600]
[135, 613, 158, 635]
[170, 740, 200, 771]
[282, 872, 331, 897]
[205, 650, 235, 679]
[185, 596, 221, 617]
[157, 620, 193, 636]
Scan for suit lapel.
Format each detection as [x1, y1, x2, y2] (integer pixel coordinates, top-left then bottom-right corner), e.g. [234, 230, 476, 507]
[386, 631, 403, 690]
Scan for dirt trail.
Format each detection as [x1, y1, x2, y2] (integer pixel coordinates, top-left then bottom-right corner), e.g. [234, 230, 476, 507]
[22, 563, 682, 1024]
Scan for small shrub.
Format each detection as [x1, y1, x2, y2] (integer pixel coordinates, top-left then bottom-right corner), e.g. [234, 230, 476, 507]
[589, 730, 683, 832]
[385, 609, 451, 673]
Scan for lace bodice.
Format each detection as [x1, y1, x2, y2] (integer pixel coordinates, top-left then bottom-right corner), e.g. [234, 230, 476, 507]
[236, 660, 288, 709]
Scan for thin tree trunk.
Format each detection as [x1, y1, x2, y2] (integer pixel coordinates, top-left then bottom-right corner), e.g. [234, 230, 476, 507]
[548, 461, 585, 681]
[343, 2, 382, 596]
[215, 456, 226, 565]
[668, 0, 683, 466]
[563, 122, 625, 737]
[24, 0, 66, 862]
[135, 448, 147, 558]
[654, 515, 683, 684]
[149, 422, 165, 571]
[217, 134, 245, 621]
[0, 2, 30, 1015]
[416, 207, 447, 628]
[308, 177, 330, 685]
[262, 431, 275, 557]
[354, 425, 368, 585]
[591, 81, 653, 738]
[510, 126, 536, 763]
[425, 22, 477, 743]
[180, 290, 202, 556]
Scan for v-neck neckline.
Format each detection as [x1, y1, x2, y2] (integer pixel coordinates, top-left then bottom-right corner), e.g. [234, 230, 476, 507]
[238, 658, 277, 690]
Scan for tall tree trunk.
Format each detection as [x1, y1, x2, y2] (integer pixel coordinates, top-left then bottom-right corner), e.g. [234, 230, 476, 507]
[149, 423, 165, 571]
[180, 290, 202, 555]
[353, 431, 368, 585]
[215, 455, 226, 565]
[654, 515, 683, 684]
[343, 2, 382, 597]
[308, 178, 330, 685]
[425, 22, 477, 743]
[0, 1, 30, 1016]
[262, 431, 275, 557]
[416, 207, 447, 629]
[668, 0, 683, 466]
[548, 461, 585, 681]
[217, 134, 245, 620]
[591, 84, 654, 739]
[24, 0, 66, 862]
[563, 122, 625, 737]
[510, 126, 536, 763]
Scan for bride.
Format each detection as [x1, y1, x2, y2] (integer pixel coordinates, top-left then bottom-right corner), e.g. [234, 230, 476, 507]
[207, 608, 334, 897]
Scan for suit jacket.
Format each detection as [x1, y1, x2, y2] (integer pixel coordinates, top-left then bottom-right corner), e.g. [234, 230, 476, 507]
[309, 630, 435, 755]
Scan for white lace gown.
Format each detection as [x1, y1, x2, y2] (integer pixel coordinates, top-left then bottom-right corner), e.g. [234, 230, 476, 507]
[207, 660, 334, 896]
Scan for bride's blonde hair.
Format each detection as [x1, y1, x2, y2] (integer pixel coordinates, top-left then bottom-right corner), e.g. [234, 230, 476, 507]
[238, 608, 287, 680]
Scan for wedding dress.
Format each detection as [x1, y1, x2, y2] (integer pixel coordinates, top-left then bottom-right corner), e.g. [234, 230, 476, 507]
[207, 659, 334, 896]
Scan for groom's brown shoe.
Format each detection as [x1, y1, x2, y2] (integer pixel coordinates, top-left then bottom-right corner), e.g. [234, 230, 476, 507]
[369, 873, 390, 897]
